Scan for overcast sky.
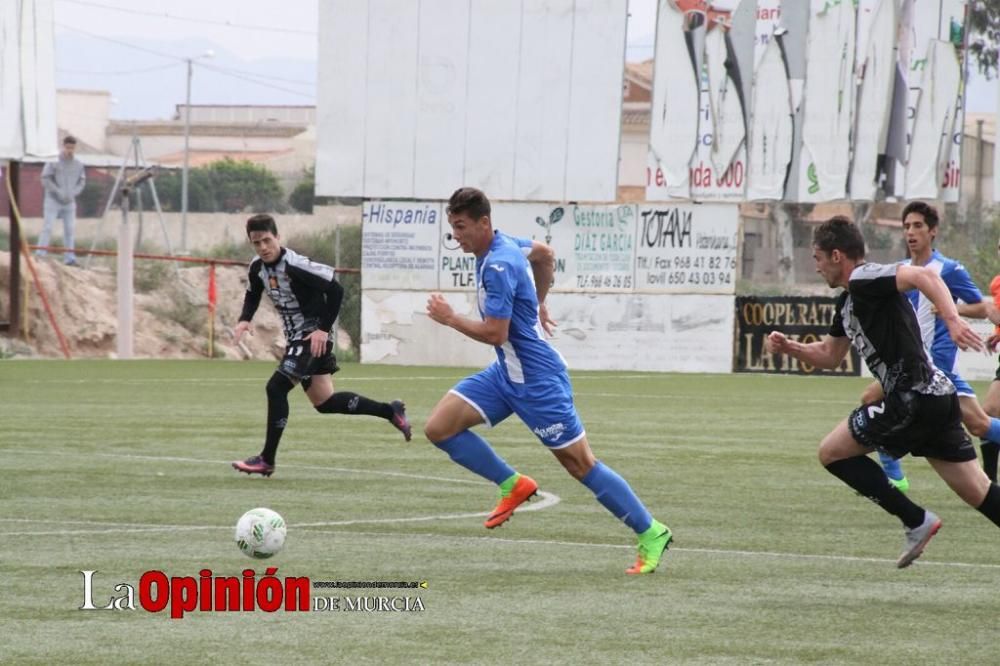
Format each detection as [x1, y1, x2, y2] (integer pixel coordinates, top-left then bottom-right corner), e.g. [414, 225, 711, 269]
[52, 0, 993, 120]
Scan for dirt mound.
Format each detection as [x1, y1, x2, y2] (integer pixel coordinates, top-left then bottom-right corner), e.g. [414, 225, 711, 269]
[0, 250, 286, 360]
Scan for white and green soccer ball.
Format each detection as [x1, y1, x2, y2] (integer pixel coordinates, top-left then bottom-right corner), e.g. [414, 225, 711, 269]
[235, 507, 287, 559]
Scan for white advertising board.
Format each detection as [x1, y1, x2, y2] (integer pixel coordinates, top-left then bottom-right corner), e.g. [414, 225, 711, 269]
[360, 201, 443, 290]
[361, 290, 735, 373]
[360, 200, 739, 371]
[317, 1, 626, 202]
[634, 203, 739, 293]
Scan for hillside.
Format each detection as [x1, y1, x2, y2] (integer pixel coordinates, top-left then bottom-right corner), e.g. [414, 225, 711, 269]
[0, 251, 286, 360]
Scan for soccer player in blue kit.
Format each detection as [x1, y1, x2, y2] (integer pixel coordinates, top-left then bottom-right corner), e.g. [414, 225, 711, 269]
[863, 202, 1000, 490]
[424, 187, 672, 574]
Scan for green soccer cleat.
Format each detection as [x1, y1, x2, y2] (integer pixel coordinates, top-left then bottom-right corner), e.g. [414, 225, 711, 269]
[626, 520, 673, 574]
[889, 476, 910, 493]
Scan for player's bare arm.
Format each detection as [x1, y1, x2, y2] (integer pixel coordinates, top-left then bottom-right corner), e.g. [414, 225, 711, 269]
[765, 331, 851, 370]
[426, 293, 511, 346]
[896, 264, 985, 352]
[527, 241, 557, 335]
[306, 329, 328, 357]
[958, 300, 1000, 326]
[233, 320, 254, 344]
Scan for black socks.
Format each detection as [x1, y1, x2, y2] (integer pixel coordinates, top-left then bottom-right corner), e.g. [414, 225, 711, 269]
[825, 456, 926, 529]
[981, 440, 999, 483]
[261, 372, 294, 465]
[316, 392, 393, 419]
[976, 483, 1000, 528]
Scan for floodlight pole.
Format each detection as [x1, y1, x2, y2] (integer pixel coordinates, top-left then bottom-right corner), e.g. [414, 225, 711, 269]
[180, 50, 213, 254]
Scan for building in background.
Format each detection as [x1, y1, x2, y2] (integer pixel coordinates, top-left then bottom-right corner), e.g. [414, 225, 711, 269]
[963, 113, 996, 209]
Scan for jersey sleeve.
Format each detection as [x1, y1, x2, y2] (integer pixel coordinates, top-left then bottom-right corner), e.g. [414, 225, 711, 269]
[480, 259, 517, 320]
[239, 259, 264, 322]
[512, 235, 533, 256]
[848, 262, 899, 300]
[827, 291, 848, 337]
[286, 256, 342, 332]
[942, 261, 983, 304]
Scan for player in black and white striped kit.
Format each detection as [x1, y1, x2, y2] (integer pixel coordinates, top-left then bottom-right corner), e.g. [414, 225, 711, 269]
[232, 214, 411, 477]
[766, 217, 1000, 568]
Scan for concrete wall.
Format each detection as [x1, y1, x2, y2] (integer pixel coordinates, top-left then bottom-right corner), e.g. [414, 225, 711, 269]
[6, 204, 362, 254]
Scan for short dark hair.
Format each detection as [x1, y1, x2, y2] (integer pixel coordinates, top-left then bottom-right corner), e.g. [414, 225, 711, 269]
[62, 135, 77, 145]
[901, 200, 939, 229]
[246, 213, 278, 237]
[447, 187, 491, 220]
[813, 215, 866, 260]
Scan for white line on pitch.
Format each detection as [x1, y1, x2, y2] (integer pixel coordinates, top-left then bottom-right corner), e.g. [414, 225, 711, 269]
[5, 514, 998, 571]
[295, 528, 1000, 571]
[1, 449, 495, 486]
[3, 492, 560, 537]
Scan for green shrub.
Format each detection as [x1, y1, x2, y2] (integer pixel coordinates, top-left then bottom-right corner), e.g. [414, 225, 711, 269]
[151, 159, 284, 213]
[289, 167, 315, 214]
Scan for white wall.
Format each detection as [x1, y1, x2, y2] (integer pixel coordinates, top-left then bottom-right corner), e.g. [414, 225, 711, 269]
[57, 89, 111, 152]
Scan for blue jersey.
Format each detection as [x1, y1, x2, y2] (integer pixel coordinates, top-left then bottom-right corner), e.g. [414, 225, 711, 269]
[475, 232, 567, 384]
[904, 249, 982, 381]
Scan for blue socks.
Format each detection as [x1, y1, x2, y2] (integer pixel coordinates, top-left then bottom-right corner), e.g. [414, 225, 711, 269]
[434, 430, 516, 485]
[581, 461, 653, 534]
[986, 418, 1000, 444]
[877, 450, 905, 481]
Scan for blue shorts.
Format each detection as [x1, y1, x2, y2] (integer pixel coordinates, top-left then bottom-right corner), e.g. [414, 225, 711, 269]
[451, 363, 585, 449]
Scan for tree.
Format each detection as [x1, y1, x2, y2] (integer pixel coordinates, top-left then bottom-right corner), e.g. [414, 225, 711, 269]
[204, 158, 284, 213]
[152, 170, 214, 212]
[969, 0, 1000, 79]
[149, 159, 284, 213]
[288, 166, 315, 213]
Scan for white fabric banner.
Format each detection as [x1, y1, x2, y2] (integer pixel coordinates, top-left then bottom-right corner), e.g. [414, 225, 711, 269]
[0, 0, 58, 160]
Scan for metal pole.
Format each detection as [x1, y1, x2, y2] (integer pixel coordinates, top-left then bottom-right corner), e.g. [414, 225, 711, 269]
[975, 118, 985, 213]
[6, 161, 21, 335]
[117, 187, 134, 359]
[181, 58, 192, 254]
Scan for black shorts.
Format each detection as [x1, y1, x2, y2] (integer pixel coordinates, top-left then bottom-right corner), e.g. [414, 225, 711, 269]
[277, 338, 339, 385]
[848, 390, 975, 463]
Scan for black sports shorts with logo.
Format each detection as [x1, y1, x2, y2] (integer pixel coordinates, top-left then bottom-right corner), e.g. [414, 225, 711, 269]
[848, 390, 975, 462]
[278, 338, 339, 387]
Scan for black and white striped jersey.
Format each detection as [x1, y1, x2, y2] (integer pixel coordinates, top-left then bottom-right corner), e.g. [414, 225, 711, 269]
[828, 262, 953, 396]
[239, 248, 344, 343]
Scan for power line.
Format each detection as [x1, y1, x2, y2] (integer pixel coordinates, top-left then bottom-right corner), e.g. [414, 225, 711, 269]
[199, 63, 315, 99]
[56, 0, 316, 36]
[58, 63, 181, 76]
[200, 63, 314, 88]
[54, 22, 315, 93]
[54, 21, 182, 61]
